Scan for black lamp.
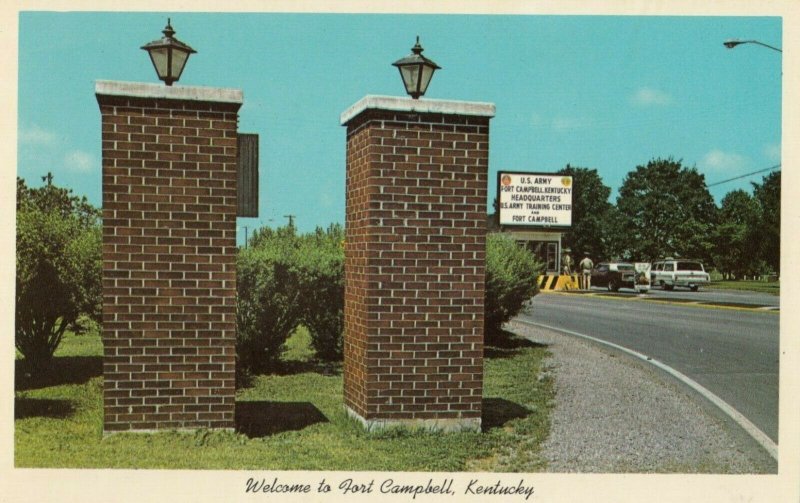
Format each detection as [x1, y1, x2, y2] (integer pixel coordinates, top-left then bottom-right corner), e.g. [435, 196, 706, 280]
[392, 36, 441, 99]
[141, 19, 197, 86]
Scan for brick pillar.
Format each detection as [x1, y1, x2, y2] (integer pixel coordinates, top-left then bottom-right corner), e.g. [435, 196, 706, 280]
[96, 81, 242, 432]
[340, 95, 495, 432]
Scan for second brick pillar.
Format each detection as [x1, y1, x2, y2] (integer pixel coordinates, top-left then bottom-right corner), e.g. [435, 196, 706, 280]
[341, 95, 495, 432]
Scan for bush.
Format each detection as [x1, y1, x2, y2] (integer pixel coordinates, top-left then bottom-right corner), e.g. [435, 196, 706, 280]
[236, 224, 346, 372]
[236, 226, 305, 373]
[15, 175, 101, 371]
[296, 225, 345, 361]
[485, 233, 542, 336]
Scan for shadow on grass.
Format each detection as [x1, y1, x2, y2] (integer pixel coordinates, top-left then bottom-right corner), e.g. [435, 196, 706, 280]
[485, 330, 548, 360]
[15, 397, 75, 419]
[15, 356, 102, 391]
[235, 401, 329, 438]
[481, 397, 531, 431]
[236, 359, 343, 390]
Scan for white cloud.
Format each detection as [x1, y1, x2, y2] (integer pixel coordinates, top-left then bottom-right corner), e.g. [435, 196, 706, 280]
[764, 143, 781, 163]
[552, 116, 589, 132]
[64, 150, 95, 173]
[529, 112, 545, 128]
[319, 191, 334, 208]
[700, 149, 747, 172]
[631, 87, 672, 106]
[19, 125, 58, 146]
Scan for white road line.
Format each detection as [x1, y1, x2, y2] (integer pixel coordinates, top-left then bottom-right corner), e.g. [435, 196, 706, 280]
[514, 318, 779, 462]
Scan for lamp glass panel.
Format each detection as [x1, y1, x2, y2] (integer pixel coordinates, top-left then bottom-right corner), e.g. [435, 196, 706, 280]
[399, 64, 421, 94]
[170, 49, 190, 79]
[148, 47, 170, 78]
[418, 65, 435, 95]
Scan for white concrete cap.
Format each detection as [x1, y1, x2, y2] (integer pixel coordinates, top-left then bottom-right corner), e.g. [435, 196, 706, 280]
[95, 80, 243, 104]
[340, 95, 495, 125]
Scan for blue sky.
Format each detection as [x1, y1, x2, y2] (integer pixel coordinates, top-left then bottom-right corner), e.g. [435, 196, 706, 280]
[17, 11, 782, 238]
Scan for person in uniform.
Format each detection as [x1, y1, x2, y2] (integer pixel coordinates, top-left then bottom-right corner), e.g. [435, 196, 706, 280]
[561, 248, 573, 275]
[579, 253, 594, 290]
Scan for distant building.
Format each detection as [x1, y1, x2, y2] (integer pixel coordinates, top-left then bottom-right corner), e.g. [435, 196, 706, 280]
[488, 212, 564, 274]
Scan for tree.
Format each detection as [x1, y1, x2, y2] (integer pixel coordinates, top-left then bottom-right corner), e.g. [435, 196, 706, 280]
[16, 174, 102, 370]
[556, 165, 615, 260]
[752, 170, 781, 275]
[712, 190, 762, 279]
[616, 158, 717, 262]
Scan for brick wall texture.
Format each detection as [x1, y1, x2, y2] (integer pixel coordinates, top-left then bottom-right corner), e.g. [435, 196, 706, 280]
[343, 109, 489, 424]
[97, 93, 240, 432]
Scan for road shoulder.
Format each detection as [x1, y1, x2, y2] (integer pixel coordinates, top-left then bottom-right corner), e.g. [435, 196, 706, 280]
[507, 320, 777, 473]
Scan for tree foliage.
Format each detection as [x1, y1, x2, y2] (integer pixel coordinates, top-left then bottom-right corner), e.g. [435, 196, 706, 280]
[16, 174, 102, 369]
[615, 158, 717, 262]
[752, 171, 780, 275]
[556, 165, 615, 260]
[712, 190, 762, 278]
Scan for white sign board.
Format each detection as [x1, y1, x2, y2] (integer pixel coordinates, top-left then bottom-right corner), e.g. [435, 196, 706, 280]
[498, 172, 573, 227]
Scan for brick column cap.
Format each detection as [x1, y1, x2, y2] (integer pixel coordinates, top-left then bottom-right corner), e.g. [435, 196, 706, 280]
[340, 95, 495, 125]
[95, 80, 243, 104]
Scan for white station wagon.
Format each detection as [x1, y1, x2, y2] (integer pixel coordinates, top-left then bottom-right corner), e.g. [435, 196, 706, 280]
[650, 259, 710, 291]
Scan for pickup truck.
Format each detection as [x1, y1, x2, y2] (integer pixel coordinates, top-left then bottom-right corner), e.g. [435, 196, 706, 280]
[650, 259, 710, 291]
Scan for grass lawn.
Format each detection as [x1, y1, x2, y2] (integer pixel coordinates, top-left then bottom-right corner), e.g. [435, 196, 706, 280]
[15, 327, 554, 471]
[706, 279, 780, 295]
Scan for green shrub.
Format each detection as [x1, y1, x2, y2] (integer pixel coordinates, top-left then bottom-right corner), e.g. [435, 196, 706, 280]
[236, 226, 305, 373]
[296, 225, 345, 361]
[236, 225, 346, 372]
[15, 175, 101, 371]
[485, 233, 542, 336]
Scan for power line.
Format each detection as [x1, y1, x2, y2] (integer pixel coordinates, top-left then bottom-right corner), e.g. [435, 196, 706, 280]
[707, 164, 780, 187]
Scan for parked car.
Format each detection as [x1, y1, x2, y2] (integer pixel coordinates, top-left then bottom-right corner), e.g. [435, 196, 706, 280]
[650, 259, 710, 291]
[591, 262, 636, 292]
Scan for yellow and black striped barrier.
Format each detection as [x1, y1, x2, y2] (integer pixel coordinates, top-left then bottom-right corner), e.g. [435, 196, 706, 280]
[537, 274, 580, 291]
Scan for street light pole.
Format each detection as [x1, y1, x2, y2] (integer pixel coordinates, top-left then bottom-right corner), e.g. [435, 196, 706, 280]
[723, 39, 782, 53]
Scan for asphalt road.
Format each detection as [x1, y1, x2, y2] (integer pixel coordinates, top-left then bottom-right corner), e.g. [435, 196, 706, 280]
[520, 290, 780, 443]
[635, 285, 779, 308]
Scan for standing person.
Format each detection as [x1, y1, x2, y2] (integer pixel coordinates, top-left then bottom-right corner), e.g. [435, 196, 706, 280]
[561, 248, 573, 275]
[579, 253, 594, 290]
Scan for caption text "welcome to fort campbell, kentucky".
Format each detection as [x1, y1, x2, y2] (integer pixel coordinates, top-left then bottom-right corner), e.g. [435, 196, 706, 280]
[245, 476, 535, 500]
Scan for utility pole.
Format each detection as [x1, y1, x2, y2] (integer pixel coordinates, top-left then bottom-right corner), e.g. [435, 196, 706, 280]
[243, 226, 249, 248]
[284, 214, 296, 228]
